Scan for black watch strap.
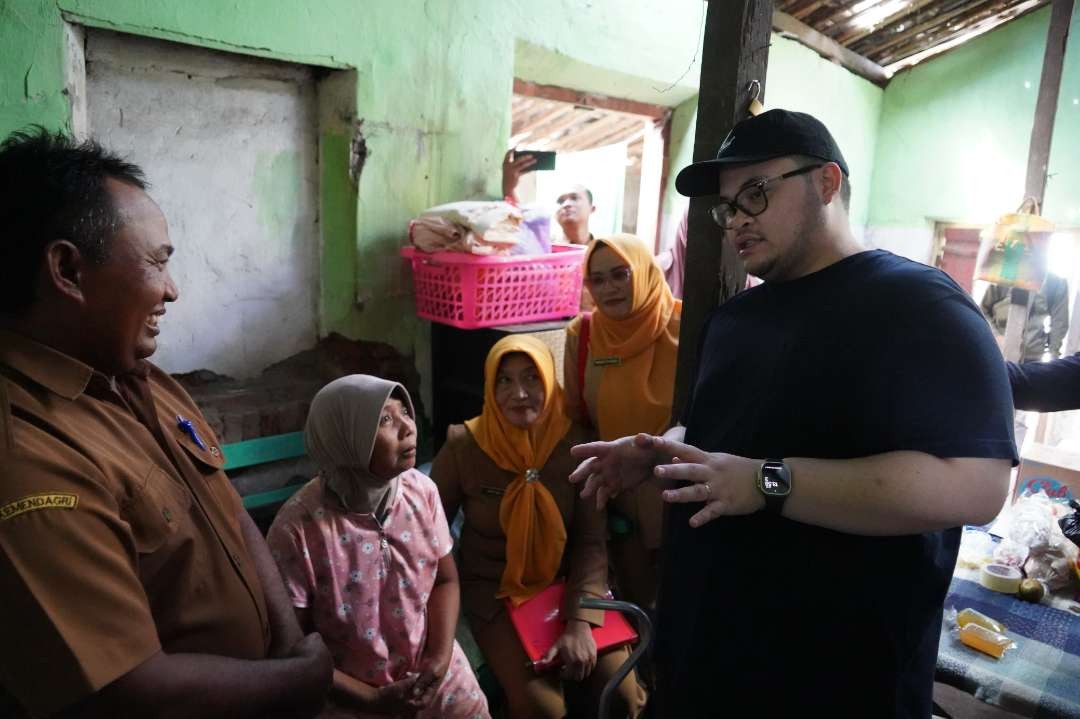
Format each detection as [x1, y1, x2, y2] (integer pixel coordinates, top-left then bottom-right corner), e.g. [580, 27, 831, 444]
[764, 490, 786, 514]
[758, 459, 792, 514]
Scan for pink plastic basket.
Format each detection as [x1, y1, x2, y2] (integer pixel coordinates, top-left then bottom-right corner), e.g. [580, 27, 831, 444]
[400, 245, 586, 329]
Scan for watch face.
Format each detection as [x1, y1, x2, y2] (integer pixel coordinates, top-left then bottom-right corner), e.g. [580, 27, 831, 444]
[760, 461, 791, 496]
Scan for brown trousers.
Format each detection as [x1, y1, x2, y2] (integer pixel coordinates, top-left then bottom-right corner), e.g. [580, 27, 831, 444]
[470, 609, 647, 719]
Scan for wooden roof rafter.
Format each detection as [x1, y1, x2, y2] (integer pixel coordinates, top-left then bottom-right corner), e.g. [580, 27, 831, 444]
[510, 82, 668, 156]
[775, 0, 1052, 72]
[793, 0, 833, 19]
[855, 0, 1000, 61]
[871, 0, 1006, 62]
[879, 0, 1048, 68]
[589, 120, 649, 151]
[513, 104, 576, 136]
[556, 114, 638, 152]
[809, 0, 872, 35]
[836, 0, 940, 45]
[516, 108, 594, 148]
[561, 116, 643, 152]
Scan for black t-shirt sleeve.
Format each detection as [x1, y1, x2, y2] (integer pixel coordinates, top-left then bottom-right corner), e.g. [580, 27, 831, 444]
[872, 277, 1017, 463]
[1009, 353, 1080, 412]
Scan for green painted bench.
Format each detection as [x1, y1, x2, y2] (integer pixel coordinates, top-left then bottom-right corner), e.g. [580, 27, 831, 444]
[221, 432, 307, 511]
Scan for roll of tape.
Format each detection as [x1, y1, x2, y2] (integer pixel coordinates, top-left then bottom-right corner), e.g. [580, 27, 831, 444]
[980, 563, 1022, 594]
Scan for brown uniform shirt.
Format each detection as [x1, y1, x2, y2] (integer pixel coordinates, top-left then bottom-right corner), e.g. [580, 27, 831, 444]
[0, 330, 270, 717]
[431, 424, 608, 626]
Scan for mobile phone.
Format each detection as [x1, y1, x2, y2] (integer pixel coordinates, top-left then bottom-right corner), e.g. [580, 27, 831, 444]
[517, 150, 556, 172]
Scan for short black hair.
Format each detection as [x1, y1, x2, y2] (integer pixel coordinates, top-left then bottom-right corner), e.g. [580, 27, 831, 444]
[0, 126, 147, 313]
[560, 185, 593, 205]
[792, 154, 850, 210]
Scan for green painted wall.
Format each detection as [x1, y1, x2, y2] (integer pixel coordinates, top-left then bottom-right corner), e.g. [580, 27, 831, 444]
[660, 94, 699, 234]
[764, 35, 884, 230]
[0, 3, 71, 134]
[658, 33, 885, 235]
[0, 0, 704, 413]
[1043, 3, 1080, 226]
[867, 6, 1070, 229]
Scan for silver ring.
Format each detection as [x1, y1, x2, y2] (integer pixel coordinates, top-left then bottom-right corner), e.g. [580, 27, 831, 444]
[702, 481, 711, 499]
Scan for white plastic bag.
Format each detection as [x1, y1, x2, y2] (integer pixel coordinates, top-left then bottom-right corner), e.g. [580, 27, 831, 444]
[998, 492, 1079, 591]
[421, 201, 526, 253]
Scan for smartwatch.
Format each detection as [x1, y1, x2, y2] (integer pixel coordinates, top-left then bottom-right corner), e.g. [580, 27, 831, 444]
[756, 459, 792, 515]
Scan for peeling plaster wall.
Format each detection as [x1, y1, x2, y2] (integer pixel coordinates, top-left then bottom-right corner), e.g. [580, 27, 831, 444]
[85, 30, 320, 379]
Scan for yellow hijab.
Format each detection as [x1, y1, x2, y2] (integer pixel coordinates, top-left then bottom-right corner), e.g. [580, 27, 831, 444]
[465, 335, 571, 605]
[584, 234, 681, 441]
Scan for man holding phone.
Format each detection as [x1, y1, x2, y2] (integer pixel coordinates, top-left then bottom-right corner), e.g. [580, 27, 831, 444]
[502, 149, 595, 246]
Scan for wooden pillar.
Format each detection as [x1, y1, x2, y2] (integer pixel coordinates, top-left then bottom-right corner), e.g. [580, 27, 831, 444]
[673, 0, 773, 417]
[1004, 0, 1074, 364]
[1025, 0, 1074, 206]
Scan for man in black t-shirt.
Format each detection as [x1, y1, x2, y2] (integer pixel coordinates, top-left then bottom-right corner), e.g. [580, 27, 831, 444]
[568, 110, 1017, 717]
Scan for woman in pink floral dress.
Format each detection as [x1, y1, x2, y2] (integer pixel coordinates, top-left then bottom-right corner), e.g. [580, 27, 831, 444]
[268, 375, 489, 719]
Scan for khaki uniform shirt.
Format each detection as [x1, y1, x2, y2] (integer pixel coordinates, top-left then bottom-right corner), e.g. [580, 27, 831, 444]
[431, 424, 607, 626]
[562, 318, 679, 552]
[981, 274, 1070, 362]
[0, 330, 269, 717]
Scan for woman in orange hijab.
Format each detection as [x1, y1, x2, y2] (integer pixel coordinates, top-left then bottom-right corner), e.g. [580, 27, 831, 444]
[432, 335, 645, 719]
[564, 234, 681, 611]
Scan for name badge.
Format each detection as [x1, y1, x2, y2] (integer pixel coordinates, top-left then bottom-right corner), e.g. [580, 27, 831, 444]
[1, 493, 79, 521]
[480, 486, 505, 497]
[593, 356, 622, 367]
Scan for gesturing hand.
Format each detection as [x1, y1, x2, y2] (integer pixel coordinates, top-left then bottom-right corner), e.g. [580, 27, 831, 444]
[653, 438, 764, 527]
[569, 434, 665, 510]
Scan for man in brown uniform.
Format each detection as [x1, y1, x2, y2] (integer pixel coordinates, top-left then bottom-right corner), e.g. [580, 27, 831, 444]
[0, 128, 333, 718]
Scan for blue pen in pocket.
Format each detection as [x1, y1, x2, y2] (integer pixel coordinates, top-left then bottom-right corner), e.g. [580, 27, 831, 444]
[176, 415, 208, 451]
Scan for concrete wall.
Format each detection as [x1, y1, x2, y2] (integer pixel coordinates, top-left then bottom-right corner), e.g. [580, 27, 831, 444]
[85, 30, 321, 379]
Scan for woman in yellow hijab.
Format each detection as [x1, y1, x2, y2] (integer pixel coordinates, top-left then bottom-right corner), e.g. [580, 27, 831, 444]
[432, 335, 645, 719]
[564, 233, 681, 611]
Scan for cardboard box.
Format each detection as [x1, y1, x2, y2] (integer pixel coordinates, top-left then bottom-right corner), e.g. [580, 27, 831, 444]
[1014, 442, 1080, 503]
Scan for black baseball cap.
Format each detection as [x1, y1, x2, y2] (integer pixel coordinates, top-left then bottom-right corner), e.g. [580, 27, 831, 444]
[676, 109, 848, 197]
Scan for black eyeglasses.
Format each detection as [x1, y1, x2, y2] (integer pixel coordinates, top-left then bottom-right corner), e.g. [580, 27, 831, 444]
[709, 164, 823, 229]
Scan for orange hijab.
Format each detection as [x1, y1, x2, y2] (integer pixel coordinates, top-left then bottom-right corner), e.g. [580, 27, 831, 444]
[465, 335, 571, 605]
[584, 234, 681, 441]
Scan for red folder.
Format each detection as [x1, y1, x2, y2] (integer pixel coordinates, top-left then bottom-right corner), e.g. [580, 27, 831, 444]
[506, 580, 638, 671]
